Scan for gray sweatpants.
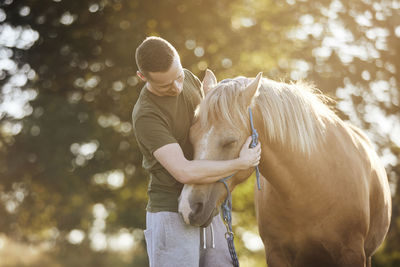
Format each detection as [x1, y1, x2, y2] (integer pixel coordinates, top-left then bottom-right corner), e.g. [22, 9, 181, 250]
[144, 211, 233, 267]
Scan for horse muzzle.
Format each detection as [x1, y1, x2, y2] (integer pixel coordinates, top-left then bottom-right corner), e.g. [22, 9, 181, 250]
[178, 196, 218, 227]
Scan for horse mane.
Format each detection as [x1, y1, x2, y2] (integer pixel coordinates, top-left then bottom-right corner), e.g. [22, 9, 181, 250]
[197, 77, 341, 155]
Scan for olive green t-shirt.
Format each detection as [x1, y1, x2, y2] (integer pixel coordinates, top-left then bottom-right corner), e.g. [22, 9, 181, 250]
[132, 69, 203, 212]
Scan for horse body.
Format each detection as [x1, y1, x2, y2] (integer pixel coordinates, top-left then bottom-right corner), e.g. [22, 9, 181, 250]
[255, 120, 390, 266]
[178, 71, 391, 267]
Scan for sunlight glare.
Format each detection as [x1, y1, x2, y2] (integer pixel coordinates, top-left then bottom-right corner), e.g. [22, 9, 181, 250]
[242, 231, 264, 252]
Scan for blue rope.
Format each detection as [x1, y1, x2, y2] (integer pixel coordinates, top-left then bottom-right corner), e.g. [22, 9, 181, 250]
[217, 107, 261, 267]
[248, 107, 261, 190]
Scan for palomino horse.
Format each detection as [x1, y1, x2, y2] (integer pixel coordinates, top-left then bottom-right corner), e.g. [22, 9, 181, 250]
[178, 70, 392, 267]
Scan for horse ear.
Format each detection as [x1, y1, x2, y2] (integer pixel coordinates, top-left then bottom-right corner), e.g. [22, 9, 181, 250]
[202, 69, 217, 96]
[243, 72, 262, 104]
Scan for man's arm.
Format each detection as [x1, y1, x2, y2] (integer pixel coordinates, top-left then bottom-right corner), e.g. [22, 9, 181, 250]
[153, 136, 261, 184]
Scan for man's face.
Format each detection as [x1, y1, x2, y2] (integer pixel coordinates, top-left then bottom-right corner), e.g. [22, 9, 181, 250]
[142, 56, 185, 97]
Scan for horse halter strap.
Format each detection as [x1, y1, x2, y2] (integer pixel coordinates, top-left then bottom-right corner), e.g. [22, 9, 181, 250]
[218, 107, 261, 267]
[249, 107, 261, 190]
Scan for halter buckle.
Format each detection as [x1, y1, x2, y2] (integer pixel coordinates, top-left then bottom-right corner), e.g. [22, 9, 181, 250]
[225, 231, 234, 239]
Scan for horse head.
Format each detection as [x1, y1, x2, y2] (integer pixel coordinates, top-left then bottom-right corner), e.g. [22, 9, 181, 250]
[178, 70, 262, 227]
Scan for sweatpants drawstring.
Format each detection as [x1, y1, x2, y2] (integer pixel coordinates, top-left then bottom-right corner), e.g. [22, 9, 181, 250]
[202, 221, 216, 249]
[210, 221, 215, 248]
[202, 227, 206, 249]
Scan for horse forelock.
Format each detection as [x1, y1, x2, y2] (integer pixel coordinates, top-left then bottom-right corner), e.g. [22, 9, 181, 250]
[198, 76, 340, 155]
[199, 80, 250, 132]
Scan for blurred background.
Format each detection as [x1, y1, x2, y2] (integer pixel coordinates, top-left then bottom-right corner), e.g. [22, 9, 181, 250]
[0, 0, 399, 266]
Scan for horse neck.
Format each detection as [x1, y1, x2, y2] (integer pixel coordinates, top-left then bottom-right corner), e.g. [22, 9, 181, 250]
[250, 104, 303, 198]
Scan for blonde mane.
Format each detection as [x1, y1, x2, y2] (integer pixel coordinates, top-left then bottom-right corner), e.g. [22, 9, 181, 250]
[198, 77, 341, 155]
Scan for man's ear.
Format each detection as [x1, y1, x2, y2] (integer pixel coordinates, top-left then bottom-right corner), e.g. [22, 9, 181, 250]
[202, 69, 217, 96]
[242, 72, 262, 105]
[137, 71, 147, 82]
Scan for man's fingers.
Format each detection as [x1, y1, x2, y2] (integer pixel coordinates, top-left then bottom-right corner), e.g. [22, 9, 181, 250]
[244, 136, 252, 147]
[252, 143, 261, 151]
[253, 143, 261, 154]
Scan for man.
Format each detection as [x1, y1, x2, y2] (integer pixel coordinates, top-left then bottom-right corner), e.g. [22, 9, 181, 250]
[132, 36, 261, 267]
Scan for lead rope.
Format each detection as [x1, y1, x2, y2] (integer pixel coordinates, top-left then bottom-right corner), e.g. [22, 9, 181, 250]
[218, 107, 261, 267]
[220, 178, 239, 267]
[249, 107, 261, 190]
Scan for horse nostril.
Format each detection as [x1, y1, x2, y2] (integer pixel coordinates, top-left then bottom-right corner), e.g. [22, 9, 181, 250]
[191, 202, 203, 215]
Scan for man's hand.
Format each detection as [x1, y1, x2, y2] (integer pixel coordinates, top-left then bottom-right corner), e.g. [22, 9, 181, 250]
[238, 136, 261, 169]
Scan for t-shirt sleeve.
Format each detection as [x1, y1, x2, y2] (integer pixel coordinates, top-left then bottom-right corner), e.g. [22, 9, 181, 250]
[184, 69, 204, 98]
[134, 115, 177, 155]
[191, 72, 202, 89]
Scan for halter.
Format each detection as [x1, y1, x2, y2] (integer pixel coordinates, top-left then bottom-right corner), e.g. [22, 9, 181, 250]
[218, 107, 261, 267]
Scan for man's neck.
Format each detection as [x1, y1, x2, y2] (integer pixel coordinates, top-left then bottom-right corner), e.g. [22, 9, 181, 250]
[145, 82, 163, 97]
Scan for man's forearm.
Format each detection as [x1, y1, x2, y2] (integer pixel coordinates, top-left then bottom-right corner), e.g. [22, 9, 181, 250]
[153, 140, 260, 185]
[179, 158, 246, 184]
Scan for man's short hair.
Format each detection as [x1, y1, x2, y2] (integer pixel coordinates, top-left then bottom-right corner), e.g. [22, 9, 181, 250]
[135, 36, 178, 78]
